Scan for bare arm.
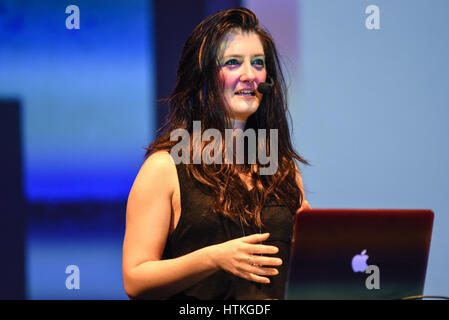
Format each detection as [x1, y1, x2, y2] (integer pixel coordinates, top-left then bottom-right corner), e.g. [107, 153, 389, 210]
[122, 151, 281, 299]
[122, 151, 217, 299]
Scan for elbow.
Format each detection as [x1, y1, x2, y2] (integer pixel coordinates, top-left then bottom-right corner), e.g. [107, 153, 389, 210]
[123, 278, 151, 300]
[125, 287, 167, 300]
[123, 273, 138, 300]
[123, 269, 166, 300]
[124, 285, 137, 300]
[123, 267, 144, 300]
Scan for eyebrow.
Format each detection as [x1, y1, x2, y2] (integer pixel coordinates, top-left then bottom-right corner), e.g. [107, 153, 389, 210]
[222, 54, 265, 59]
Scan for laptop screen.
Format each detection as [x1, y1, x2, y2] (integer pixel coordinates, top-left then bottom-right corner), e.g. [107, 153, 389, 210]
[286, 209, 434, 299]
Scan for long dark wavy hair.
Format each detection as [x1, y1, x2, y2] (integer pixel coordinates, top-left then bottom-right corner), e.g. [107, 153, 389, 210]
[145, 8, 309, 228]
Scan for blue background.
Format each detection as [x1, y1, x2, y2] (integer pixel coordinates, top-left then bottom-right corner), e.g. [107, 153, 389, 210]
[0, 0, 154, 201]
[0, 0, 153, 299]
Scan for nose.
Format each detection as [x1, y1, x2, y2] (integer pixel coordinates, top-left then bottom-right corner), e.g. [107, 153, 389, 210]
[239, 60, 256, 83]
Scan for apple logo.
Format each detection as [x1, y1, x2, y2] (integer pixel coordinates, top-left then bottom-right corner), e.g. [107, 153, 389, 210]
[351, 249, 369, 272]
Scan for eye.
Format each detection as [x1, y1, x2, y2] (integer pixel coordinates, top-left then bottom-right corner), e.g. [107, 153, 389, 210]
[252, 59, 265, 67]
[225, 59, 240, 66]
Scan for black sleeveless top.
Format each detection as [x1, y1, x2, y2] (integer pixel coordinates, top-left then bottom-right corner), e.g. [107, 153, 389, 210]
[162, 163, 295, 300]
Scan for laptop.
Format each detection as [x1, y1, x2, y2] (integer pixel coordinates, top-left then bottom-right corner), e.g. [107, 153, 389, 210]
[285, 209, 434, 300]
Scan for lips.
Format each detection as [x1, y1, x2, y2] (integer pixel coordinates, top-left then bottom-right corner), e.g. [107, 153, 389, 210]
[234, 89, 256, 96]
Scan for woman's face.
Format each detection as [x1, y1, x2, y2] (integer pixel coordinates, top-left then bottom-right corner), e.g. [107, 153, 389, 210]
[218, 31, 267, 122]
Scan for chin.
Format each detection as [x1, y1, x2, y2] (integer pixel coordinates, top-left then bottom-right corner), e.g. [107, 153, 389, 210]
[230, 102, 260, 119]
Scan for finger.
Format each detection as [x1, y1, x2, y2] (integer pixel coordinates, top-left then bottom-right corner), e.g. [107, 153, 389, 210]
[236, 257, 278, 277]
[238, 256, 280, 274]
[235, 270, 271, 284]
[246, 244, 279, 255]
[245, 264, 279, 277]
[304, 200, 312, 209]
[251, 255, 283, 267]
[248, 274, 271, 284]
[241, 232, 270, 244]
[296, 200, 311, 214]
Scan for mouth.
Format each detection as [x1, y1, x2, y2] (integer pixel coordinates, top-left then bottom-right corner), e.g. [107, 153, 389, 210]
[234, 89, 256, 97]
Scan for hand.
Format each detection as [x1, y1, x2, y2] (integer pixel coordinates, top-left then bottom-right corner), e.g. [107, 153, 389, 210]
[296, 200, 311, 214]
[207, 233, 282, 284]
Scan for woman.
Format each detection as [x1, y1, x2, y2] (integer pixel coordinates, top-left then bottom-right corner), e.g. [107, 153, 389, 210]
[122, 7, 311, 300]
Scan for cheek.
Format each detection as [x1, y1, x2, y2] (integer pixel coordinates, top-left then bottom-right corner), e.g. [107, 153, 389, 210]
[257, 70, 267, 85]
[218, 69, 267, 98]
[219, 70, 240, 93]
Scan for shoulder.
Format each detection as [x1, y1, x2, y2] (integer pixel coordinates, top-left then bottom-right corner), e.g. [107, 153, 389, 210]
[143, 150, 176, 171]
[131, 150, 177, 198]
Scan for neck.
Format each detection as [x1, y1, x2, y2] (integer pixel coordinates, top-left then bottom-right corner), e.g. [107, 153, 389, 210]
[231, 118, 246, 130]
